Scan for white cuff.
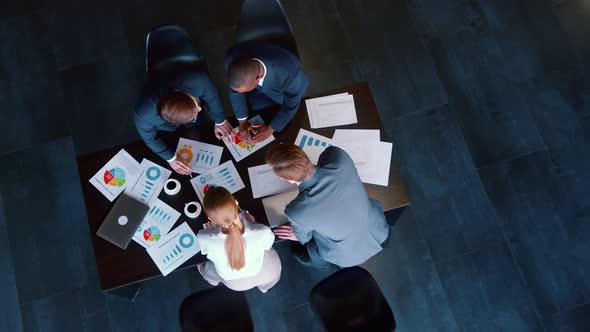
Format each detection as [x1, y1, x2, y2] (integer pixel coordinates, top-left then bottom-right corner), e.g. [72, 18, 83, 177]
[237, 116, 248, 121]
[167, 155, 177, 162]
[215, 119, 227, 125]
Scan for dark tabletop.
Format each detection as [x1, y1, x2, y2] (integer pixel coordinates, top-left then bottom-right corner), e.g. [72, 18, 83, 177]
[77, 82, 409, 291]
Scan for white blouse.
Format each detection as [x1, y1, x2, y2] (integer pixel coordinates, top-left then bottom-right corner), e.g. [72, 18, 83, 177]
[196, 216, 275, 281]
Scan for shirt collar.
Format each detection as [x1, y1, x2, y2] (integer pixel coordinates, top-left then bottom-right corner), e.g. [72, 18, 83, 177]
[253, 58, 267, 86]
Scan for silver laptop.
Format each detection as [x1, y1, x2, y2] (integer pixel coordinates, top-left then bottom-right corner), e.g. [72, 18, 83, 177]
[97, 194, 150, 249]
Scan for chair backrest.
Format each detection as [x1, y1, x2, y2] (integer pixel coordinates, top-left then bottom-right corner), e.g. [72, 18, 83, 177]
[237, 0, 299, 57]
[310, 267, 396, 332]
[179, 286, 254, 332]
[146, 25, 205, 75]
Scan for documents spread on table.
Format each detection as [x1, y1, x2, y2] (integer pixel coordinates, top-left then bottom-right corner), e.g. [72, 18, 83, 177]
[190, 160, 246, 203]
[262, 190, 300, 228]
[306, 93, 358, 129]
[248, 164, 297, 199]
[332, 129, 380, 143]
[224, 115, 275, 162]
[332, 129, 392, 186]
[294, 129, 333, 165]
[90, 149, 143, 201]
[147, 222, 200, 276]
[126, 159, 171, 204]
[175, 138, 223, 174]
[132, 198, 181, 248]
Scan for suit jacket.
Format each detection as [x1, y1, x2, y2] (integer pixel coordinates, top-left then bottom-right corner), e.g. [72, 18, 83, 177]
[134, 69, 225, 160]
[285, 147, 389, 267]
[224, 42, 309, 131]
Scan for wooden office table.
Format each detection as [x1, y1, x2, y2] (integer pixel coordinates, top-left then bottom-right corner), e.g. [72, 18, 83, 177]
[77, 82, 409, 291]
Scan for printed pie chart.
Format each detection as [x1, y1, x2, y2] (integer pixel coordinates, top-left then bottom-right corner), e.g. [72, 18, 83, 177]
[104, 167, 126, 187]
[143, 226, 161, 241]
[234, 132, 255, 151]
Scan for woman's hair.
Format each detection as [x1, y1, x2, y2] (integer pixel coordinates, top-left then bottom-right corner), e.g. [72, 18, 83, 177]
[157, 90, 198, 124]
[203, 186, 245, 270]
[265, 143, 315, 182]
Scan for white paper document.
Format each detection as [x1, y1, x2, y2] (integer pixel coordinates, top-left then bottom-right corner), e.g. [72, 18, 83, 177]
[306, 93, 358, 129]
[293, 129, 333, 165]
[132, 198, 181, 248]
[89, 149, 142, 202]
[332, 129, 380, 144]
[175, 138, 223, 174]
[262, 190, 300, 228]
[224, 115, 275, 162]
[190, 160, 246, 203]
[126, 159, 171, 204]
[147, 222, 200, 276]
[335, 141, 393, 186]
[248, 164, 297, 199]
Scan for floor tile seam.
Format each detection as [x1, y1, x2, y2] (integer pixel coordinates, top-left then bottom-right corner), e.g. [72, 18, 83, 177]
[475, 147, 549, 170]
[497, 217, 545, 322]
[0, 136, 75, 159]
[280, 302, 308, 314]
[410, 208, 460, 330]
[540, 299, 590, 320]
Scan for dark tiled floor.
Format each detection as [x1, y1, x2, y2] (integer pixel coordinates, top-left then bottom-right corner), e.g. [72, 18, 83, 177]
[2, 0, 590, 331]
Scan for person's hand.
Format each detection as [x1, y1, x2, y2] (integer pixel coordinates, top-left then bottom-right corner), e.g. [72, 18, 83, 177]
[169, 159, 192, 175]
[214, 121, 234, 143]
[238, 120, 254, 145]
[251, 124, 274, 143]
[273, 224, 297, 241]
[242, 210, 256, 223]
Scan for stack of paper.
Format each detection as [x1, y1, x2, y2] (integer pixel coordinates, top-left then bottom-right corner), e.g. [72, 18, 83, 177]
[306, 93, 358, 129]
[332, 129, 392, 186]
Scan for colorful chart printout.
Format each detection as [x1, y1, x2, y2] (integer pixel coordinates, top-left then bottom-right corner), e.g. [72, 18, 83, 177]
[146, 222, 200, 276]
[90, 149, 142, 201]
[223, 115, 275, 162]
[190, 160, 245, 203]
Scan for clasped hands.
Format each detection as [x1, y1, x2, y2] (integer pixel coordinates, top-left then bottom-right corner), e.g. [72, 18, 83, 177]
[238, 120, 274, 144]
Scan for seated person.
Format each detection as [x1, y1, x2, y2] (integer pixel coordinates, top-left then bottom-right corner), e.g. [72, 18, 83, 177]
[196, 186, 282, 293]
[134, 68, 234, 174]
[266, 144, 389, 268]
[224, 41, 308, 144]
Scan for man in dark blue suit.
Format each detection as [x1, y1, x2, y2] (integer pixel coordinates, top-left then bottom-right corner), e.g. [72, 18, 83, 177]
[224, 41, 309, 143]
[134, 68, 234, 174]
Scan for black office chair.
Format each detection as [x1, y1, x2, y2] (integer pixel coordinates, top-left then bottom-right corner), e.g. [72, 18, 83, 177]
[310, 267, 396, 332]
[237, 0, 299, 57]
[145, 25, 206, 76]
[179, 286, 254, 332]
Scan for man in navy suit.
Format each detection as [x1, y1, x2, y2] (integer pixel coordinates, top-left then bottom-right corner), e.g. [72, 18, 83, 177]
[134, 68, 234, 174]
[224, 41, 309, 143]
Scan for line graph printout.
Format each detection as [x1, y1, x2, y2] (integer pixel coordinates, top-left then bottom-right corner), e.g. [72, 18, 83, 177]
[147, 222, 200, 276]
[224, 115, 275, 162]
[175, 138, 223, 174]
[126, 159, 171, 204]
[132, 198, 181, 248]
[190, 160, 245, 203]
[90, 149, 142, 201]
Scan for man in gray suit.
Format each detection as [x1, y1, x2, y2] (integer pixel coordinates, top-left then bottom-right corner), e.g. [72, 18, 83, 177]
[266, 144, 389, 268]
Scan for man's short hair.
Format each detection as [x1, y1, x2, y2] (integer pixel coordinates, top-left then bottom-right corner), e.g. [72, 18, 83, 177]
[157, 90, 197, 124]
[265, 143, 315, 182]
[227, 57, 259, 89]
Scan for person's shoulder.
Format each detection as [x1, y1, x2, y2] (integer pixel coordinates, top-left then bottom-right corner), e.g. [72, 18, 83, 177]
[318, 146, 352, 167]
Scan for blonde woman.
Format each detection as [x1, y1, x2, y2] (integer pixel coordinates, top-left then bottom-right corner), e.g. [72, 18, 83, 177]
[196, 186, 281, 292]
